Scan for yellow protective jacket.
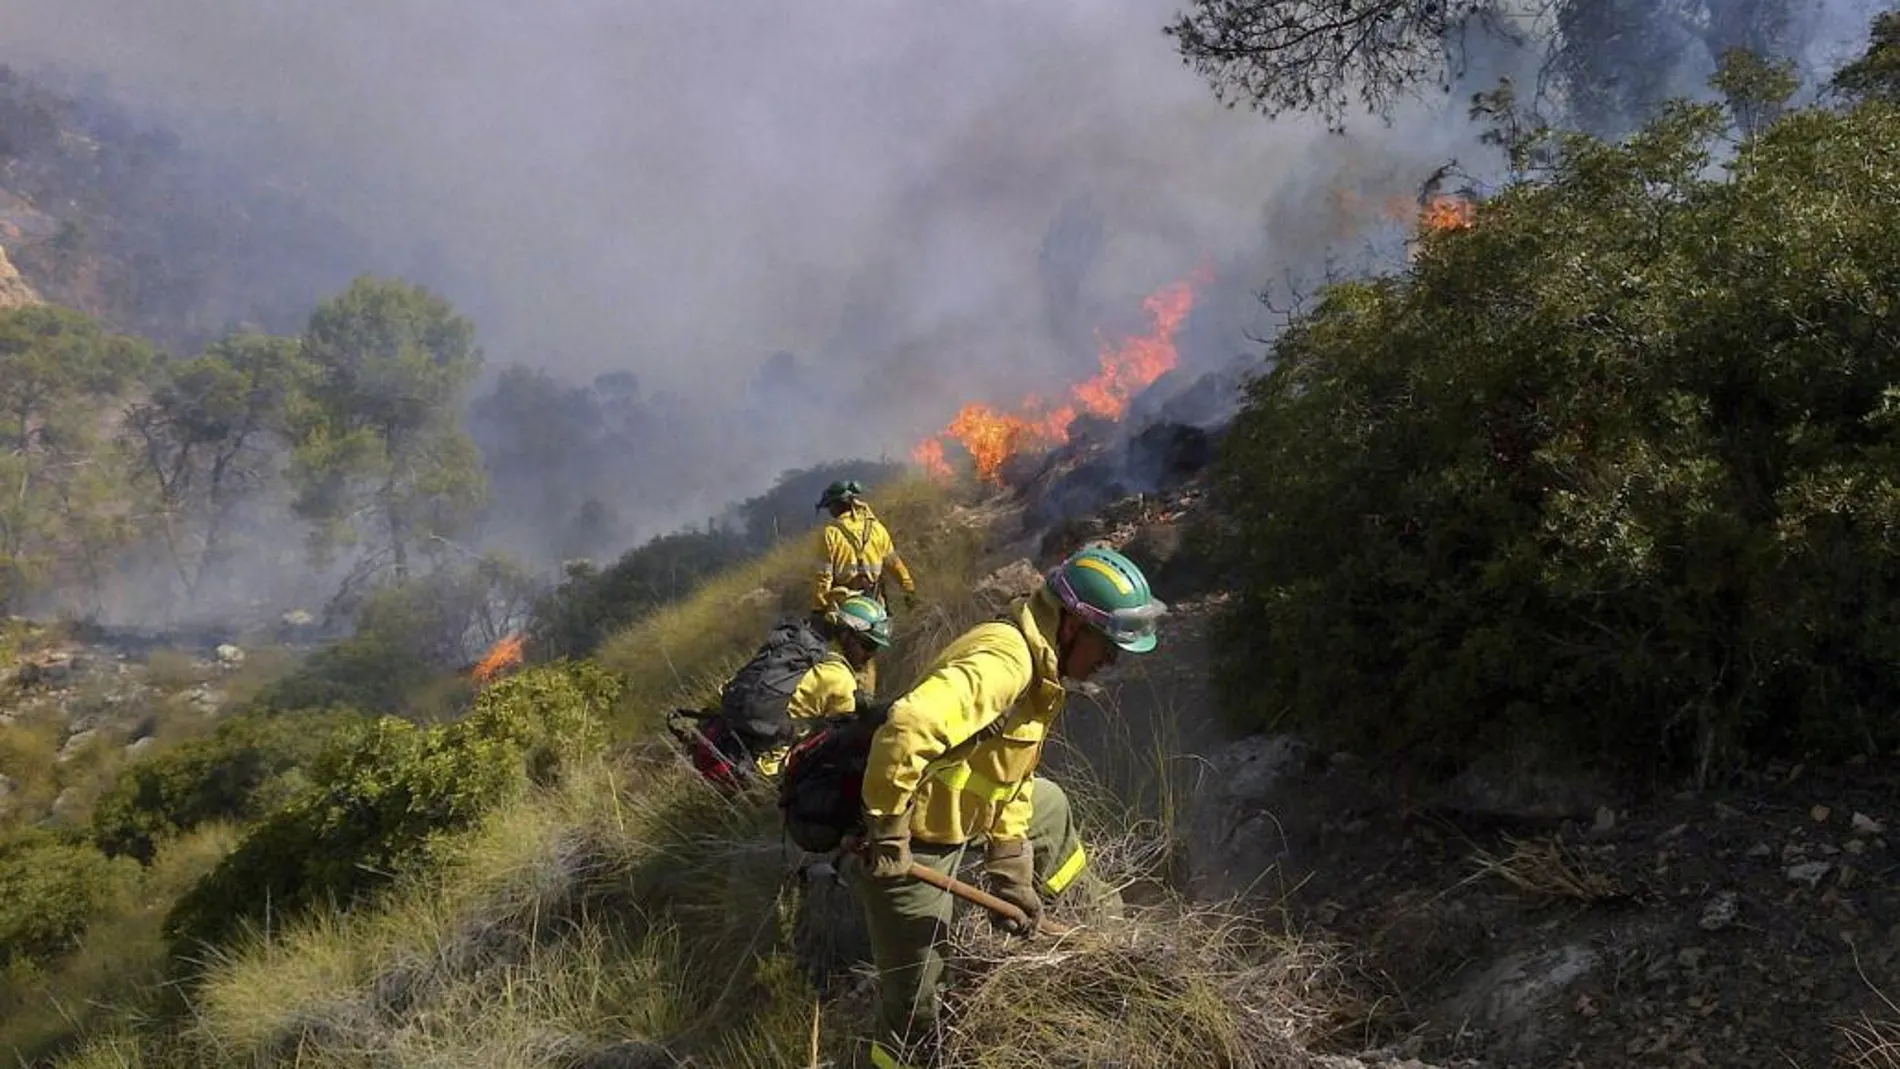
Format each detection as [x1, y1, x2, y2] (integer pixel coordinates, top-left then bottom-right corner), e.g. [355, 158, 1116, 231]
[753, 643, 866, 779]
[860, 594, 1064, 845]
[811, 502, 916, 611]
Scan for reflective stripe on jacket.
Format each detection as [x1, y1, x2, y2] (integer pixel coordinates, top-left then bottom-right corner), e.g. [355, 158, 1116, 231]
[860, 593, 1064, 844]
[811, 502, 916, 611]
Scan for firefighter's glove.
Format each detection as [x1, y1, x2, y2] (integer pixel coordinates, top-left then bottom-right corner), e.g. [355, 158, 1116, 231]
[983, 838, 1043, 935]
[863, 810, 913, 882]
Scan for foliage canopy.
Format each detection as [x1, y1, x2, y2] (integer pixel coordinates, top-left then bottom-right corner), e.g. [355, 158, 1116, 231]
[1215, 78, 1900, 782]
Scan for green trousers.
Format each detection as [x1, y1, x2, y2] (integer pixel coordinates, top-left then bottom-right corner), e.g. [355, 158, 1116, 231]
[856, 776, 1121, 1069]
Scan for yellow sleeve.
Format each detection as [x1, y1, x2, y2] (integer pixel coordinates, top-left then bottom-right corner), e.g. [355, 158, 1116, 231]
[811, 526, 846, 611]
[885, 550, 916, 594]
[868, 520, 916, 594]
[785, 658, 859, 721]
[860, 623, 1032, 818]
[992, 776, 1034, 841]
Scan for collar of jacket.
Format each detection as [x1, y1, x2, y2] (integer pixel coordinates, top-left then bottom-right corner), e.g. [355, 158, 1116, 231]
[1011, 592, 1065, 702]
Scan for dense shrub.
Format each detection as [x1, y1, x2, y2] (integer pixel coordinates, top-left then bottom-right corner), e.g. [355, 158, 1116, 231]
[0, 829, 135, 967]
[527, 528, 750, 660]
[164, 661, 617, 952]
[257, 558, 534, 713]
[1215, 78, 1900, 782]
[91, 711, 361, 864]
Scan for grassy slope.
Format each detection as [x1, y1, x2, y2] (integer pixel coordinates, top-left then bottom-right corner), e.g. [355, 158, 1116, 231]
[30, 475, 1354, 1069]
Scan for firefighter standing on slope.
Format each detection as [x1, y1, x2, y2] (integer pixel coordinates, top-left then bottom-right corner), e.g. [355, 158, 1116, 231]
[854, 544, 1166, 1069]
[813, 479, 917, 615]
[812, 479, 917, 697]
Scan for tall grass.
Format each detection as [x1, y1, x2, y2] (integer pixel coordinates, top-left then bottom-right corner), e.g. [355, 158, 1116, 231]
[597, 476, 986, 734]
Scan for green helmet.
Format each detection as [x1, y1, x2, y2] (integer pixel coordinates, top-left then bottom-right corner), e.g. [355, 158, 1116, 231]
[816, 479, 864, 511]
[829, 593, 892, 648]
[1045, 544, 1167, 653]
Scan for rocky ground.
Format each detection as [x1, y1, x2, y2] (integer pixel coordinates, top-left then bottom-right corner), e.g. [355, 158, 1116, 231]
[0, 618, 281, 828]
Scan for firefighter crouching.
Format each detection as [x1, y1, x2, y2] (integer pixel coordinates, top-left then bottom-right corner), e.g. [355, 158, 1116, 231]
[853, 544, 1166, 1068]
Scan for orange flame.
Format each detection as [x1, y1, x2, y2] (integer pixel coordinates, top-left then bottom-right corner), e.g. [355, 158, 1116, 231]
[1418, 193, 1475, 232]
[911, 436, 952, 481]
[915, 268, 1206, 484]
[472, 633, 524, 683]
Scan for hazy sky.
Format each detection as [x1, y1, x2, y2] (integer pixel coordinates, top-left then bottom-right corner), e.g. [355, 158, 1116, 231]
[3, 0, 1878, 491]
[0, 5, 1451, 410]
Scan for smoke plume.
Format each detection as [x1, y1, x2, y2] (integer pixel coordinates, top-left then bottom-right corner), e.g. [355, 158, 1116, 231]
[0, 0, 1884, 562]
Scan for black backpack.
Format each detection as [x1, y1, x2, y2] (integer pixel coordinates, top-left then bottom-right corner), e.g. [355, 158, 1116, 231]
[777, 700, 1014, 854]
[718, 615, 835, 754]
[777, 702, 891, 853]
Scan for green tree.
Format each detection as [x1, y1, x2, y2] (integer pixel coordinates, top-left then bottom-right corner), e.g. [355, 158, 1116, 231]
[1830, 10, 1900, 103]
[1709, 47, 1798, 140]
[0, 305, 151, 612]
[1213, 68, 1900, 785]
[1165, 0, 1805, 130]
[123, 333, 310, 601]
[289, 277, 486, 588]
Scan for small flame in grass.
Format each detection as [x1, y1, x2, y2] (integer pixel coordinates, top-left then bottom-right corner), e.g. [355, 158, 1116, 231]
[472, 633, 524, 684]
[914, 267, 1207, 484]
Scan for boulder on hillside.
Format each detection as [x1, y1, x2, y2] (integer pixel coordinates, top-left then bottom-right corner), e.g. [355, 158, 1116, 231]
[0, 244, 41, 309]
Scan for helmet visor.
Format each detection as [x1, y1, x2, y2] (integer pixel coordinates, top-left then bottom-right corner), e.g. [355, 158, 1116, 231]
[1050, 571, 1167, 653]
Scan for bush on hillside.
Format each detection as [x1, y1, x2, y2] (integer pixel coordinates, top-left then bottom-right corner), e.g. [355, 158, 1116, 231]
[0, 829, 135, 967]
[165, 661, 618, 952]
[91, 711, 362, 864]
[527, 528, 750, 660]
[726, 458, 907, 546]
[1216, 63, 1900, 783]
[257, 557, 535, 714]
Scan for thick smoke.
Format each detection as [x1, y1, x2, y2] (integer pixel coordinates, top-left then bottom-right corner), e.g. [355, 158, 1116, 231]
[0, 0, 1884, 571]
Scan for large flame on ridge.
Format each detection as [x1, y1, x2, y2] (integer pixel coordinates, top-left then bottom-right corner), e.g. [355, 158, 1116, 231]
[912, 268, 1208, 484]
[472, 633, 524, 684]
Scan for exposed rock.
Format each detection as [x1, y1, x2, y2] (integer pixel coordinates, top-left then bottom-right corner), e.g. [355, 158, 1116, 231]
[47, 787, 81, 823]
[1699, 890, 1740, 931]
[1785, 860, 1832, 887]
[57, 728, 98, 761]
[216, 643, 245, 666]
[16, 656, 75, 690]
[1182, 734, 1317, 898]
[1438, 944, 1599, 1056]
[1432, 740, 1611, 821]
[125, 736, 156, 757]
[972, 558, 1041, 611]
[0, 244, 41, 309]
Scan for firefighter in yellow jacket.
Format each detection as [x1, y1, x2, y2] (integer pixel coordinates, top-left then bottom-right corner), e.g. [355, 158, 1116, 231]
[812, 480, 917, 615]
[855, 544, 1166, 1068]
[753, 595, 891, 779]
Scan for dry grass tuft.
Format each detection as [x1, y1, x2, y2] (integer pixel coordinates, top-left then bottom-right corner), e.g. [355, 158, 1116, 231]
[1838, 953, 1900, 1068]
[1840, 1014, 1900, 1069]
[1465, 833, 1622, 903]
[936, 902, 1351, 1069]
